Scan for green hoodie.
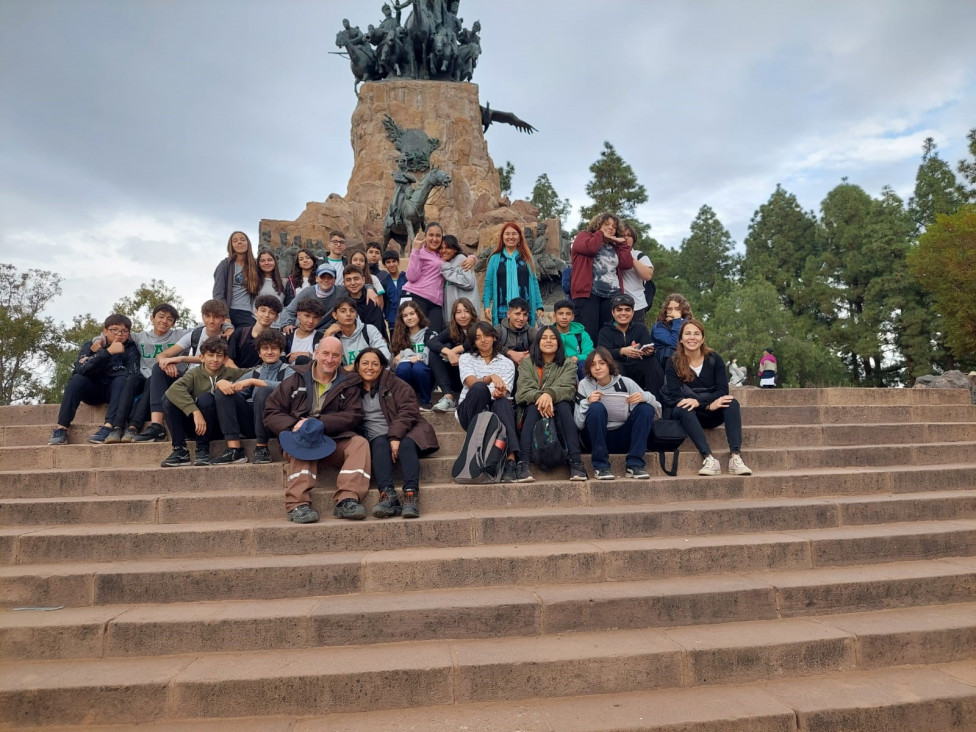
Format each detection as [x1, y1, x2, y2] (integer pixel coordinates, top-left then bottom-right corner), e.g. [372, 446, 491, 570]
[558, 321, 594, 360]
[165, 363, 249, 415]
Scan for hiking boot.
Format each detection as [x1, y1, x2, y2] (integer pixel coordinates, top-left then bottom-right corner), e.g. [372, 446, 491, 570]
[372, 489, 402, 518]
[432, 395, 456, 412]
[594, 466, 615, 481]
[194, 448, 212, 466]
[87, 426, 112, 444]
[515, 461, 534, 483]
[212, 447, 247, 465]
[252, 445, 272, 464]
[161, 446, 191, 467]
[334, 498, 367, 520]
[626, 465, 650, 479]
[569, 460, 588, 481]
[104, 427, 123, 444]
[121, 426, 139, 443]
[132, 423, 167, 442]
[48, 428, 68, 445]
[699, 455, 722, 476]
[728, 454, 753, 475]
[288, 504, 319, 524]
[401, 489, 420, 519]
[501, 459, 518, 483]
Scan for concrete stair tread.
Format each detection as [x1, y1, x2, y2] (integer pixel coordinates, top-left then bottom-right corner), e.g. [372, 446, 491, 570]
[5, 611, 976, 726]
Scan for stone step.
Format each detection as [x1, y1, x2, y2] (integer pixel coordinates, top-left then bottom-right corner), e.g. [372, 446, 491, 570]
[3, 609, 976, 727]
[46, 663, 971, 732]
[5, 559, 976, 661]
[3, 523, 975, 607]
[0, 434, 976, 481]
[5, 495, 976, 565]
[731, 386, 972, 406]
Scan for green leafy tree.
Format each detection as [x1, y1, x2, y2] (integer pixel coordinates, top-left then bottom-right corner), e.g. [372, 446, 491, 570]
[111, 279, 193, 332]
[529, 173, 571, 223]
[957, 128, 976, 197]
[0, 264, 66, 405]
[497, 161, 515, 197]
[578, 141, 648, 228]
[669, 205, 738, 316]
[908, 137, 966, 233]
[908, 205, 976, 361]
[708, 280, 849, 387]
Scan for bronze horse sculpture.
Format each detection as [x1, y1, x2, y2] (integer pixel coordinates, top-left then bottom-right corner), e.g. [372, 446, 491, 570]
[383, 167, 452, 256]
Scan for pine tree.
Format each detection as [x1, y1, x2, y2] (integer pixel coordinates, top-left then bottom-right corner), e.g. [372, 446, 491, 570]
[957, 128, 976, 198]
[578, 141, 648, 227]
[669, 205, 738, 315]
[529, 173, 571, 223]
[907, 137, 966, 233]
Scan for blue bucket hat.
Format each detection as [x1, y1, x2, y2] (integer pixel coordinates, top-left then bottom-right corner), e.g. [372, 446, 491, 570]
[278, 418, 337, 461]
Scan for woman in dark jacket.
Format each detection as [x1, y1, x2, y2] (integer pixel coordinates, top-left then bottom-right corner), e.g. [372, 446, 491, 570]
[569, 212, 634, 344]
[354, 347, 439, 519]
[661, 318, 752, 477]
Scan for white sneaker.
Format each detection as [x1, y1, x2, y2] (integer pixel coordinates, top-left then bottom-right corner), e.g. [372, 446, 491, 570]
[699, 455, 721, 476]
[432, 395, 456, 412]
[728, 454, 752, 475]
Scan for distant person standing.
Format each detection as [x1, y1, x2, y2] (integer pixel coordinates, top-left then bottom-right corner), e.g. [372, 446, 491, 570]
[729, 358, 747, 387]
[759, 348, 777, 388]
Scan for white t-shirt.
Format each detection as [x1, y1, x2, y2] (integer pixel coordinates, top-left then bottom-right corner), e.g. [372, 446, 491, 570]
[290, 331, 315, 355]
[621, 251, 654, 310]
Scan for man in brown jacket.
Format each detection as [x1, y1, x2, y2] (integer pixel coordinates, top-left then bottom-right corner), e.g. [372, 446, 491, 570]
[263, 336, 370, 523]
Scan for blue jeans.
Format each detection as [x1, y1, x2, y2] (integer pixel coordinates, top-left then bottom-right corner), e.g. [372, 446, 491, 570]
[395, 360, 433, 406]
[583, 401, 654, 470]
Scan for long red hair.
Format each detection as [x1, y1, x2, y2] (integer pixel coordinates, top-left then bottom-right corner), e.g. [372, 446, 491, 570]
[491, 222, 535, 273]
[672, 318, 713, 382]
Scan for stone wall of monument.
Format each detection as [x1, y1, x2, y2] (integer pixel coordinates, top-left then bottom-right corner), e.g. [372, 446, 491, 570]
[259, 80, 539, 252]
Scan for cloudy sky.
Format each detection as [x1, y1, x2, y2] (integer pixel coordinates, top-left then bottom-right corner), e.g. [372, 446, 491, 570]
[2, 0, 974, 326]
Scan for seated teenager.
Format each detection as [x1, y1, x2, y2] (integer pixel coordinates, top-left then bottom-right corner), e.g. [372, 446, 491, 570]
[349, 250, 386, 312]
[212, 329, 294, 465]
[515, 326, 586, 481]
[354, 347, 439, 520]
[497, 297, 537, 369]
[228, 294, 282, 368]
[661, 318, 752, 476]
[339, 264, 388, 340]
[597, 293, 660, 396]
[651, 293, 693, 366]
[285, 297, 325, 365]
[116, 303, 188, 443]
[391, 300, 435, 411]
[456, 321, 522, 483]
[131, 299, 232, 443]
[553, 298, 594, 380]
[280, 263, 343, 333]
[574, 346, 661, 480]
[161, 336, 249, 467]
[323, 297, 391, 370]
[382, 248, 407, 332]
[48, 314, 140, 445]
[428, 296, 477, 412]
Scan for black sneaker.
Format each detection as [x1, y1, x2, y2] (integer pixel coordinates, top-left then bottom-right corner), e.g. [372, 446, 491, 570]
[252, 446, 272, 464]
[132, 423, 167, 442]
[161, 446, 191, 467]
[626, 465, 650, 479]
[104, 427, 123, 444]
[87, 426, 111, 444]
[194, 447, 212, 466]
[401, 489, 420, 519]
[595, 467, 615, 481]
[334, 498, 367, 520]
[372, 489, 402, 519]
[212, 447, 247, 465]
[501, 459, 518, 483]
[120, 426, 139, 443]
[288, 504, 319, 524]
[48, 428, 68, 445]
[569, 460, 588, 481]
[515, 461, 534, 483]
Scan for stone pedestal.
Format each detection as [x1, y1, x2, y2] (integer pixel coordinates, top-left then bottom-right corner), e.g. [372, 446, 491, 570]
[260, 80, 539, 252]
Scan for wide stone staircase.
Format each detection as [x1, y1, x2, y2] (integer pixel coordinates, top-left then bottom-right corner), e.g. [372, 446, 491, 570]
[2, 387, 976, 730]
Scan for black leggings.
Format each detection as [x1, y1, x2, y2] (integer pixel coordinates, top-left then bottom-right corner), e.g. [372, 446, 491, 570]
[519, 400, 581, 464]
[672, 398, 743, 456]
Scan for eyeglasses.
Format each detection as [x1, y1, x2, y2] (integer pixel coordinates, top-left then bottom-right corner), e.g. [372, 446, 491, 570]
[330, 239, 346, 245]
[107, 328, 130, 335]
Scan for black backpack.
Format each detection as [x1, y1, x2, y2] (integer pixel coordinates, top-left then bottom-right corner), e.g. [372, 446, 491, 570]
[452, 412, 508, 483]
[647, 418, 686, 476]
[531, 417, 568, 470]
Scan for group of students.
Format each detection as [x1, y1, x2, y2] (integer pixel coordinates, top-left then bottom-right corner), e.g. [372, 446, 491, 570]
[47, 215, 753, 523]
